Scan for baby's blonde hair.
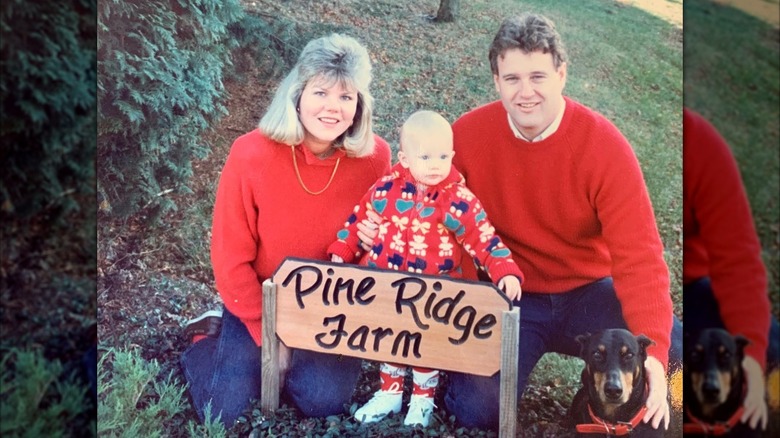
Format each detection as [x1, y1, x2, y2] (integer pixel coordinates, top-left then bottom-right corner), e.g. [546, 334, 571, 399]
[400, 110, 453, 153]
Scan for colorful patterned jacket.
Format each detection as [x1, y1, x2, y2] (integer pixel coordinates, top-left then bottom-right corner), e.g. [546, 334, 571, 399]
[327, 163, 524, 285]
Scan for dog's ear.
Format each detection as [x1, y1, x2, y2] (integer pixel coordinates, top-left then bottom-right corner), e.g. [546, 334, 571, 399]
[575, 333, 591, 346]
[575, 333, 592, 358]
[734, 335, 750, 360]
[579, 367, 590, 385]
[636, 334, 655, 358]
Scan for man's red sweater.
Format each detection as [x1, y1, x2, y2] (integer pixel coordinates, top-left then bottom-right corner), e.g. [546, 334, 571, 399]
[210, 130, 391, 346]
[683, 108, 770, 368]
[452, 98, 673, 367]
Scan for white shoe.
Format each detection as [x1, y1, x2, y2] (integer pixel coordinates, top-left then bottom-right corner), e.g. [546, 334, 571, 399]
[354, 390, 403, 423]
[403, 394, 435, 427]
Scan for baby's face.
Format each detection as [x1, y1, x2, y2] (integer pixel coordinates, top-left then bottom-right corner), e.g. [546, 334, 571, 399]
[400, 134, 454, 186]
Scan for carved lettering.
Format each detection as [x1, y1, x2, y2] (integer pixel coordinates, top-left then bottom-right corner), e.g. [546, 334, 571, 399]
[474, 314, 497, 339]
[281, 265, 323, 309]
[450, 305, 477, 344]
[432, 290, 466, 325]
[371, 327, 394, 352]
[392, 330, 423, 358]
[392, 277, 430, 330]
[273, 258, 510, 376]
[315, 314, 348, 348]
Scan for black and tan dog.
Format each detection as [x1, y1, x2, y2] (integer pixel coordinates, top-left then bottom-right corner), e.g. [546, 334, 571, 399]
[683, 328, 758, 437]
[568, 329, 661, 437]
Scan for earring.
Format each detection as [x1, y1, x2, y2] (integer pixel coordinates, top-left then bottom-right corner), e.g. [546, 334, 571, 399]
[296, 107, 300, 112]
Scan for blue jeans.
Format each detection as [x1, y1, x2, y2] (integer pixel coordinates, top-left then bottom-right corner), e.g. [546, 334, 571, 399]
[443, 277, 683, 429]
[683, 277, 779, 368]
[180, 306, 363, 426]
[83, 344, 97, 401]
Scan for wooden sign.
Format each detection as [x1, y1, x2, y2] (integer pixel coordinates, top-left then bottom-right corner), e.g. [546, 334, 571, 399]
[271, 257, 513, 376]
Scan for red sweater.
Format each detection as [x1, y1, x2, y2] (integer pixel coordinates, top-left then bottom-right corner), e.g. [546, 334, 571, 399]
[327, 163, 524, 284]
[683, 108, 770, 368]
[452, 98, 673, 367]
[210, 130, 391, 345]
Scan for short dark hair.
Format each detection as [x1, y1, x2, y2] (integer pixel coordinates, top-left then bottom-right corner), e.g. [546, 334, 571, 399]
[488, 14, 568, 75]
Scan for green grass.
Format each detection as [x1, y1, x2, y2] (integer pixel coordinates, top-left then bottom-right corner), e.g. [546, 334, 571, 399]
[683, 0, 780, 315]
[527, 353, 583, 405]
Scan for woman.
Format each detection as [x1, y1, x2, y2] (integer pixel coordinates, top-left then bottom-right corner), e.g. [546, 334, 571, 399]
[180, 33, 392, 426]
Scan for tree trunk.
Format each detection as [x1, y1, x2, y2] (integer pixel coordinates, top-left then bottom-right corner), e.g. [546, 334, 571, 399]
[435, 0, 459, 23]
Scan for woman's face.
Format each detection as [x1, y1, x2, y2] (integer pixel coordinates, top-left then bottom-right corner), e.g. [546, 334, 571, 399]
[298, 76, 358, 156]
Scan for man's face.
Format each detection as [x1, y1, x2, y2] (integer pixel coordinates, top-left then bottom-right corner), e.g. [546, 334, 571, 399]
[493, 48, 567, 140]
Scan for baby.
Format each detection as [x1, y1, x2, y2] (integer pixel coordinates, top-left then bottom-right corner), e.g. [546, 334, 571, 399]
[327, 110, 523, 427]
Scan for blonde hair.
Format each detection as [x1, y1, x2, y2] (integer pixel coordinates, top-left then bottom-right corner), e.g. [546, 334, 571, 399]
[259, 34, 375, 157]
[400, 110, 453, 152]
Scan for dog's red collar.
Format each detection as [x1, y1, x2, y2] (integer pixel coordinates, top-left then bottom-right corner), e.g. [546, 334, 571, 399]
[575, 384, 649, 436]
[682, 406, 743, 435]
[682, 382, 746, 435]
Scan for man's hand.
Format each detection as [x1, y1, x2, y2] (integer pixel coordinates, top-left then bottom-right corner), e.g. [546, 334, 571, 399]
[741, 355, 768, 430]
[497, 276, 521, 301]
[643, 356, 670, 430]
[331, 254, 344, 263]
[356, 210, 381, 251]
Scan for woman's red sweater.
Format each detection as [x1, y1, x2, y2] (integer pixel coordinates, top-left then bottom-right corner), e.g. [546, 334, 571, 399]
[210, 130, 391, 345]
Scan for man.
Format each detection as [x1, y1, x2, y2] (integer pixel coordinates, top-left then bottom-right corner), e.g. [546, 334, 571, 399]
[443, 13, 682, 430]
[683, 108, 775, 430]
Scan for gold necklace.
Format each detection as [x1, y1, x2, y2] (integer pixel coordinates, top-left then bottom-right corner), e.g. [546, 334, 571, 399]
[291, 146, 341, 195]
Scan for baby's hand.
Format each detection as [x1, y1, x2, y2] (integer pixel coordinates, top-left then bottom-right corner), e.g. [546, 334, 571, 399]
[497, 276, 521, 301]
[331, 255, 344, 263]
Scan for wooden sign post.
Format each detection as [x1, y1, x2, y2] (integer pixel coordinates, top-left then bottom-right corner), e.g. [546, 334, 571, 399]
[261, 257, 519, 436]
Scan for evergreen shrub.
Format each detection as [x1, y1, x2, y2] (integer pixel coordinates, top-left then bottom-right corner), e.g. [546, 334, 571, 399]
[1, 348, 94, 437]
[97, 347, 226, 437]
[97, 0, 243, 219]
[0, 0, 97, 219]
[97, 348, 188, 437]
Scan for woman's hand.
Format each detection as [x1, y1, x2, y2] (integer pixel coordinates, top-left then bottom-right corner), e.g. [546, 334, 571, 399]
[497, 276, 521, 301]
[331, 255, 344, 263]
[741, 355, 768, 430]
[356, 210, 381, 250]
[643, 356, 670, 430]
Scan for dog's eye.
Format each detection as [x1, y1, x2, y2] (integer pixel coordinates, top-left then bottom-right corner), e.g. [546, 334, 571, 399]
[593, 351, 604, 362]
[622, 352, 634, 360]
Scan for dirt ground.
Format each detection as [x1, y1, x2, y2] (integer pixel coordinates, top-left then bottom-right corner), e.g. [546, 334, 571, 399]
[713, 0, 780, 27]
[617, 0, 780, 28]
[617, 0, 683, 27]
